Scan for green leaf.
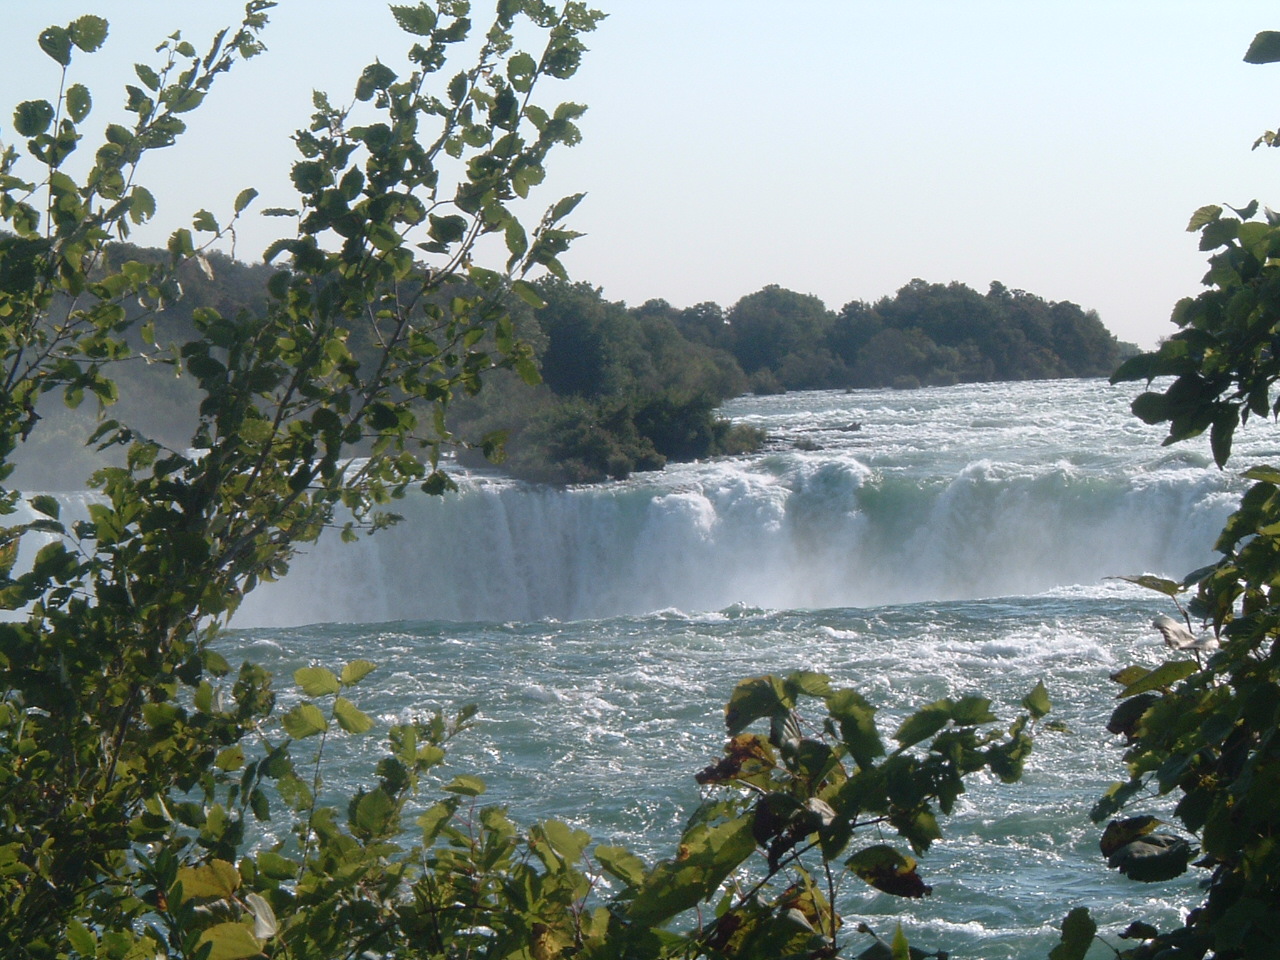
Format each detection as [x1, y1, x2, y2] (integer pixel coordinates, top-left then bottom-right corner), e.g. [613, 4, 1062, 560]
[193, 209, 219, 233]
[1109, 665, 1150, 688]
[847, 844, 932, 898]
[29, 495, 60, 519]
[353, 787, 396, 836]
[1022, 680, 1051, 720]
[135, 63, 161, 91]
[515, 355, 541, 385]
[595, 844, 647, 888]
[418, 799, 458, 842]
[443, 774, 487, 796]
[894, 807, 943, 853]
[627, 815, 756, 925]
[333, 696, 374, 734]
[249, 788, 270, 821]
[986, 720, 1034, 784]
[950, 696, 996, 726]
[786, 670, 832, 699]
[448, 70, 468, 104]
[282, 702, 328, 739]
[1090, 779, 1147, 823]
[1210, 407, 1235, 467]
[894, 700, 951, 749]
[1110, 573, 1185, 597]
[130, 186, 156, 224]
[1119, 660, 1199, 698]
[1243, 464, 1280, 484]
[891, 924, 910, 960]
[69, 15, 108, 52]
[1245, 31, 1280, 64]
[1199, 216, 1239, 250]
[827, 688, 884, 765]
[1048, 907, 1097, 960]
[66, 920, 97, 956]
[38, 26, 72, 66]
[13, 100, 55, 137]
[168, 227, 195, 258]
[1187, 204, 1223, 231]
[390, 4, 438, 36]
[367, 222, 401, 251]
[504, 219, 527, 259]
[508, 51, 537, 92]
[340, 659, 377, 685]
[257, 852, 299, 880]
[542, 819, 590, 863]
[234, 187, 258, 214]
[66, 83, 91, 123]
[355, 61, 398, 101]
[215, 745, 245, 771]
[196, 922, 264, 960]
[724, 675, 789, 735]
[295, 666, 339, 696]
[550, 192, 586, 222]
[511, 279, 546, 309]
[1130, 391, 1171, 425]
[428, 213, 468, 244]
[168, 88, 205, 113]
[175, 859, 240, 900]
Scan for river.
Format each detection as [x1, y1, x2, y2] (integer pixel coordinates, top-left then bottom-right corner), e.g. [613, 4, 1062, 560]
[225, 377, 1244, 958]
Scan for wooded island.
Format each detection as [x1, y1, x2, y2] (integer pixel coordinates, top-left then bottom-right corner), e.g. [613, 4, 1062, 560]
[17, 243, 1134, 487]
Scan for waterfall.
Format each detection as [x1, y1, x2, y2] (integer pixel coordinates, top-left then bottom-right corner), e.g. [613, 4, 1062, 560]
[233, 451, 1233, 626]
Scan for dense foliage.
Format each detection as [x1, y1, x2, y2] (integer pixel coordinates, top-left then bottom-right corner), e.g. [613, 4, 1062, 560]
[692, 279, 1133, 394]
[451, 278, 763, 482]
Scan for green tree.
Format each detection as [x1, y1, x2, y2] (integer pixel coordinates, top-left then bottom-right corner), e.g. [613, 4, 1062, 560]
[0, 2, 601, 954]
[452, 280, 757, 483]
[675, 299, 732, 350]
[528, 278, 623, 396]
[726, 284, 838, 386]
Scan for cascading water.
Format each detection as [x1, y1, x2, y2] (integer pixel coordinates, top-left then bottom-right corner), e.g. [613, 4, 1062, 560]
[234, 379, 1239, 626]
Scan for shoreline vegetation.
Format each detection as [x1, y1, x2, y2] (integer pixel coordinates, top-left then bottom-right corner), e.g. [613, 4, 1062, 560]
[13, 241, 1136, 488]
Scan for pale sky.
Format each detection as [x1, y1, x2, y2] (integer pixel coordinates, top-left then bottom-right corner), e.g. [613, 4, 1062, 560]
[5, 2, 1280, 348]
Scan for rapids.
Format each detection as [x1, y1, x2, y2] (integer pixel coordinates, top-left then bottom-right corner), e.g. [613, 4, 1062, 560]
[15, 378, 1251, 957]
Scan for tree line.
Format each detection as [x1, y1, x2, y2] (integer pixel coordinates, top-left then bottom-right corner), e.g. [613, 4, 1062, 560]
[11, 245, 1136, 488]
[454, 274, 1134, 481]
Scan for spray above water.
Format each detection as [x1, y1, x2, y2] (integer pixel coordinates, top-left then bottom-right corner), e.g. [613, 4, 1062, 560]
[233, 380, 1242, 627]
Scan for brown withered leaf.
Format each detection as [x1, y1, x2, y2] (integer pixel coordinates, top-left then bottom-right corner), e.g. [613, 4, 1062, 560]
[695, 734, 776, 784]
